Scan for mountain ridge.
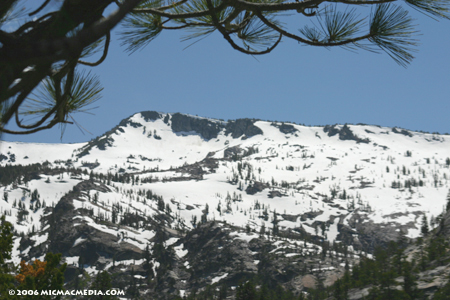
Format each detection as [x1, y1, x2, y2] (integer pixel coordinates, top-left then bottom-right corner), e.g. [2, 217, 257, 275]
[1, 110, 450, 299]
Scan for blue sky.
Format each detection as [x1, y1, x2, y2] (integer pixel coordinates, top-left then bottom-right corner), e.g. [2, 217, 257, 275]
[3, 3, 450, 144]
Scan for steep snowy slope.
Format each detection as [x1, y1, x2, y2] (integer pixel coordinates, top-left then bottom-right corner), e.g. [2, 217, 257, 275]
[2, 111, 449, 241]
[1, 111, 449, 298]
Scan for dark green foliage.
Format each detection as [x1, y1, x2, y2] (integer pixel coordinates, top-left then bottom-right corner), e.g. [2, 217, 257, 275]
[143, 244, 154, 280]
[183, 279, 302, 300]
[405, 0, 450, 20]
[87, 271, 118, 300]
[1, 214, 69, 299]
[121, 12, 162, 53]
[22, 70, 103, 122]
[126, 268, 139, 299]
[329, 241, 426, 300]
[16, 209, 29, 224]
[333, 271, 350, 300]
[433, 275, 450, 300]
[427, 236, 448, 264]
[328, 228, 449, 300]
[201, 204, 209, 224]
[120, 212, 145, 229]
[272, 211, 279, 236]
[0, 163, 65, 186]
[367, 286, 410, 300]
[1, 0, 449, 137]
[421, 215, 429, 236]
[150, 227, 175, 291]
[71, 268, 89, 290]
[402, 260, 420, 299]
[369, 4, 419, 67]
[236, 281, 257, 300]
[31, 189, 40, 202]
[446, 189, 450, 212]
[17, 252, 67, 299]
[0, 215, 15, 300]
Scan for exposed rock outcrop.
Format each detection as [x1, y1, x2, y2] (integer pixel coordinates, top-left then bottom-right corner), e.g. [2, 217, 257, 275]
[392, 127, 413, 137]
[40, 181, 143, 266]
[225, 118, 263, 138]
[169, 113, 224, 140]
[246, 181, 268, 195]
[323, 124, 370, 144]
[271, 122, 299, 134]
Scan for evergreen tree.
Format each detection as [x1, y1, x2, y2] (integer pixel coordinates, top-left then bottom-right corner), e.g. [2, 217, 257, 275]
[2, 192, 8, 203]
[218, 284, 227, 300]
[433, 275, 450, 300]
[421, 215, 429, 236]
[0, 215, 15, 300]
[272, 211, 279, 236]
[0, 216, 67, 299]
[88, 271, 117, 300]
[2, 0, 450, 134]
[127, 268, 138, 299]
[16, 253, 67, 299]
[446, 189, 450, 212]
[31, 189, 40, 202]
[259, 223, 266, 238]
[427, 236, 448, 264]
[143, 244, 154, 280]
[201, 204, 209, 224]
[236, 281, 257, 300]
[402, 260, 420, 299]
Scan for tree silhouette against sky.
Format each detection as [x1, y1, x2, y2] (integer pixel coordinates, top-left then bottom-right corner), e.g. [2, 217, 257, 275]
[0, 0, 448, 135]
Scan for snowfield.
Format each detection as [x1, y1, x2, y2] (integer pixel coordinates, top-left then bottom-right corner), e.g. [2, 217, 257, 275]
[1, 111, 449, 265]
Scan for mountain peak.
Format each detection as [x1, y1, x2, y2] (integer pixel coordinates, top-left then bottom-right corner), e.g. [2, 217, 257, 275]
[77, 111, 266, 158]
[1, 111, 450, 299]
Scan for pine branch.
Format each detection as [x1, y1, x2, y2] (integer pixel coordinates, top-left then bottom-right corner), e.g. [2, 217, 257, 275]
[20, 70, 103, 124]
[369, 3, 419, 67]
[79, 33, 111, 66]
[121, 13, 163, 52]
[405, 0, 450, 20]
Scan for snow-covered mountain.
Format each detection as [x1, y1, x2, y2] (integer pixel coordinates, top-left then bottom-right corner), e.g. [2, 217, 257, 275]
[1, 111, 449, 298]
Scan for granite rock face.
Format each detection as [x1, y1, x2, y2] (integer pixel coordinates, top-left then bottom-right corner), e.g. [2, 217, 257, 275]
[225, 118, 263, 138]
[24, 180, 144, 270]
[92, 111, 264, 142]
[4, 111, 450, 299]
[168, 113, 224, 140]
[323, 124, 370, 143]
